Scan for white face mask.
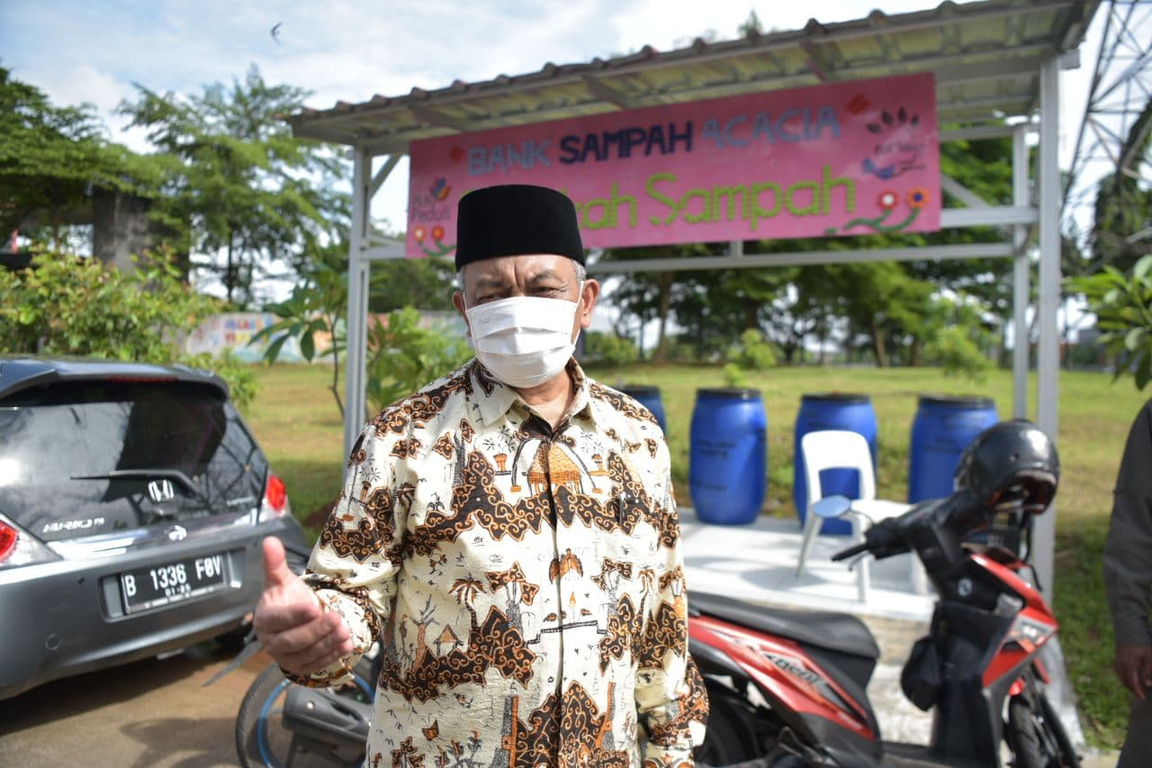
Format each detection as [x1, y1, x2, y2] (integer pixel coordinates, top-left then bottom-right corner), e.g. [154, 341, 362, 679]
[465, 294, 581, 388]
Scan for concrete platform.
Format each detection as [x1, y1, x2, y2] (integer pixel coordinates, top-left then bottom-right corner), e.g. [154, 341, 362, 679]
[680, 506, 934, 623]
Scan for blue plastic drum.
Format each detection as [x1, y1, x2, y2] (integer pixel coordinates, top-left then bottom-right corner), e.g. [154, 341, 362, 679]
[618, 385, 667, 433]
[689, 388, 766, 525]
[793, 393, 878, 536]
[908, 395, 998, 503]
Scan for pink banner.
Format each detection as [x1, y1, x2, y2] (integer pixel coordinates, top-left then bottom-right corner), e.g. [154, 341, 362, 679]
[407, 73, 939, 258]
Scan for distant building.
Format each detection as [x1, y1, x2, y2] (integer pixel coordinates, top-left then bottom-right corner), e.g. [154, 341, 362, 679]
[4, 190, 182, 275]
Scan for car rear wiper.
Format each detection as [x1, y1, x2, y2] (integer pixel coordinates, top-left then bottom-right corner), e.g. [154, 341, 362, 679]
[71, 469, 200, 496]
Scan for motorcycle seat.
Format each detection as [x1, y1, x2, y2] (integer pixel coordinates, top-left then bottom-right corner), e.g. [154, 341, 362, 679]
[689, 591, 880, 660]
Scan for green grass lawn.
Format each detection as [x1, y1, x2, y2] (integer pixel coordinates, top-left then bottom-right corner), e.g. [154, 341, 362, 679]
[243, 361, 1146, 748]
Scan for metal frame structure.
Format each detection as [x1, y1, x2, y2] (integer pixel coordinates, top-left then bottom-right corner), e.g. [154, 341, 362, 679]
[289, 0, 1101, 598]
[1065, 0, 1152, 244]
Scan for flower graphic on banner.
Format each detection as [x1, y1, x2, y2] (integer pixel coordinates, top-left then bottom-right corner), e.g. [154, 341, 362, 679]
[416, 223, 454, 258]
[828, 185, 928, 235]
[409, 178, 455, 257]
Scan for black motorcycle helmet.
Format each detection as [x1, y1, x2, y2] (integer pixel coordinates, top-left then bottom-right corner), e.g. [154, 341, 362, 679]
[952, 419, 1059, 515]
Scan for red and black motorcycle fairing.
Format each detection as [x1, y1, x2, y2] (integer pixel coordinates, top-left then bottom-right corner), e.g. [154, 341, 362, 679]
[903, 547, 1057, 763]
[689, 591, 884, 767]
[889, 486, 1062, 765]
[976, 552, 1058, 693]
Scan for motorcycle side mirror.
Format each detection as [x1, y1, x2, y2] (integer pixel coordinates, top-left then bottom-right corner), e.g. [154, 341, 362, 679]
[811, 495, 852, 519]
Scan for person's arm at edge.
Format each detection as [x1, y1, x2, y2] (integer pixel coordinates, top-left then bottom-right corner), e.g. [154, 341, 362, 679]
[1104, 399, 1152, 698]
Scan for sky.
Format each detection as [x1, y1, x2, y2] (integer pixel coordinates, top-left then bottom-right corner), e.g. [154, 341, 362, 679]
[0, 0, 1124, 337]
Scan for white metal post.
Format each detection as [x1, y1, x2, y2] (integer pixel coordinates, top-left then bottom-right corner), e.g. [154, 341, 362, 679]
[344, 147, 372, 456]
[1034, 57, 1062, 599]
[1012, 125, 1030, 419]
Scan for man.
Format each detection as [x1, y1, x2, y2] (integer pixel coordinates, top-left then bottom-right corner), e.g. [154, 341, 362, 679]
[254, 184, 708, 767]
[1105, 399, 1152, 766]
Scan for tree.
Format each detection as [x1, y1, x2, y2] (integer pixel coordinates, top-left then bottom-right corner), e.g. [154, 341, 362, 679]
[364, 307, 471, 414]
[824, 260, 934, 367]
[369, 257, 457, 313]
[922, 295, 997, 380]
[604, 272, 663, 354]
[119, 65, 348, 308]
[450, 577, 486, 630]
[583, 331, 639, 366]
[0, 67, 164, 250]
[768, 266, 840, 364]
[600, 241, 727, 361]
[1069, 253, 1152, 389]
[738, 10, 764, 37]
[253, 249, 350, 414]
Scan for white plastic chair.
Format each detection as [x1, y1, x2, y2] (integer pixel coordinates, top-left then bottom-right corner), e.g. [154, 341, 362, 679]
[795, 430, 926, 602]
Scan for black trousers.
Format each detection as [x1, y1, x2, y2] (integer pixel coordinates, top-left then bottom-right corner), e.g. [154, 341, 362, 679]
[1120, 694, 1152, 767]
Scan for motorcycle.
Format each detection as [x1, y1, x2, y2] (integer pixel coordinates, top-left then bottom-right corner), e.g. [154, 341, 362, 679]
[231, 419, 1079, 768]
[690, 419, 1078, 767]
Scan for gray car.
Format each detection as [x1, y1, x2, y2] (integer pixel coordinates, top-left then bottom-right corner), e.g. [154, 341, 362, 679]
[0, 357, 308, 700]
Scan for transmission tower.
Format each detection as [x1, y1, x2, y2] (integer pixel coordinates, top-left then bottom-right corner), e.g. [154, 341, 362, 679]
[1064, 0, 1152, 253]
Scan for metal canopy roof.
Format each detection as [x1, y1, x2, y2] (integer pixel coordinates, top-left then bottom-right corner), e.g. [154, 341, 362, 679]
[289, 0, 1098, 154]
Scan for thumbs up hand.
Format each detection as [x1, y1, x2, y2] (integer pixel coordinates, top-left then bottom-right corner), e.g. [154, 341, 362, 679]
[253, 537, 353, 678]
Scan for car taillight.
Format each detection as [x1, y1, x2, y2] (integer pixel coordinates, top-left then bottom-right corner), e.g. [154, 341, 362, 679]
[260, 473, 291, 522]
[0, 514, 59, 569]
[0, 522, 16, 561]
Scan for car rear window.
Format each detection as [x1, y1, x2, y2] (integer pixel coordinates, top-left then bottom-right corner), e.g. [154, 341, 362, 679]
[0, 381, 268, 541]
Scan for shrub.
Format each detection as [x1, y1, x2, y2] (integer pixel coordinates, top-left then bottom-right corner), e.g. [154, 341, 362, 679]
[0, 249, 256, 408]
[1069, 253, 1152, 389]
[722, 362, 749, 388]
[925, 325, 992, 382]
[254, 259, 472, 419]
[729, 329, 777, 371]
[583, 331, 639, 366]
[365, 307, 472, 413]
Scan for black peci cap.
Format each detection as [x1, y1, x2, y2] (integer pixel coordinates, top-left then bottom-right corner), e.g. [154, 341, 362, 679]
[454, 184, 584, 270]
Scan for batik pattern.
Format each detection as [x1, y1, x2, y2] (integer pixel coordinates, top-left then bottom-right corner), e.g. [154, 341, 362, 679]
[294, 358, 707, 766]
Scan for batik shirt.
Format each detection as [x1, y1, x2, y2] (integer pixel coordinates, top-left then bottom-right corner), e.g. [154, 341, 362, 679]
[293, 358, 708, 768]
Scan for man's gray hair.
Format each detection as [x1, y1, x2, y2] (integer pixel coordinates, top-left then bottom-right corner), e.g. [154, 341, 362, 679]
[456, 260, 586, 287]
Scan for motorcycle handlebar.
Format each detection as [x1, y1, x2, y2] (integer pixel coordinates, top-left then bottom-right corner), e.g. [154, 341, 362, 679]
[831, 516, 911, 562]
[831, 542, 869, 562]
[830, 492, 992, 574]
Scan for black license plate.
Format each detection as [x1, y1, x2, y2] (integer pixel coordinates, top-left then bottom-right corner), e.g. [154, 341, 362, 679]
[120, 553, 229, 614]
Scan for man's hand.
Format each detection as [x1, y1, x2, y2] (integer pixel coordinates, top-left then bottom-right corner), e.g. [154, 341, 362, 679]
[253, 537, 352, 679]
[1114, 644, 1152, 699]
